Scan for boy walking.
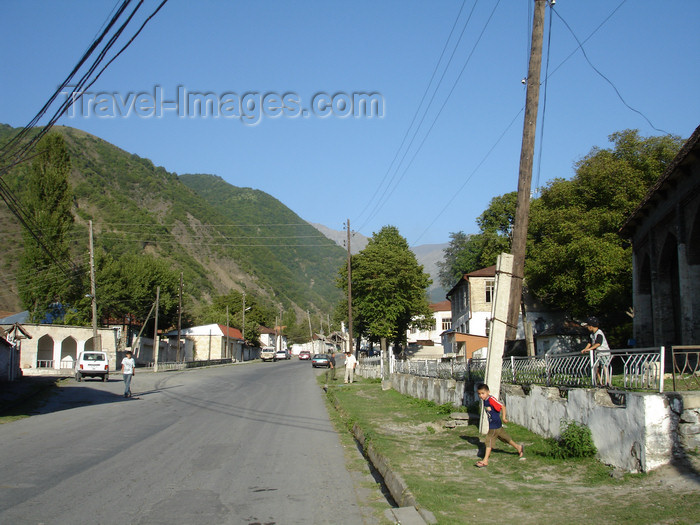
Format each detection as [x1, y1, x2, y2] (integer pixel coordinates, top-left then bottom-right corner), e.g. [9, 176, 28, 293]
[475, 383, 524, 467]
[121, 350, 135, 398]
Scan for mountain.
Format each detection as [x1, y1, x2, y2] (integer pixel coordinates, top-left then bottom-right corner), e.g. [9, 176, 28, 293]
[0, 123, 345, 316]
[312, 223, 448, 303]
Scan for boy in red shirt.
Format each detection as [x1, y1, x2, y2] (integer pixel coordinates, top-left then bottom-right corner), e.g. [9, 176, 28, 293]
[475, 383, 524, 467]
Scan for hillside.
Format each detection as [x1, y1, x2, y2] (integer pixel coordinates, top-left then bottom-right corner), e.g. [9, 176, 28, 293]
[0, 123, 345, 317]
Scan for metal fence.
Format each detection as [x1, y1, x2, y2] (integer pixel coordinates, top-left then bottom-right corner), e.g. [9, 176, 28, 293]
[361, 346, 669, 392]
[672, 346, 700, 391]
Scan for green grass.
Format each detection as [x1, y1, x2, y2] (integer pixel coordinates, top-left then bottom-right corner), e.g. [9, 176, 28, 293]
[322, 374, 700, 525]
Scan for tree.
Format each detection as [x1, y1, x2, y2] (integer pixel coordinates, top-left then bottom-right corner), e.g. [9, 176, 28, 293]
[338, 226, 432, 348]
[526, 130, 683, 341]
[17, 133, 77, 321]
[437, 192, 517, 288]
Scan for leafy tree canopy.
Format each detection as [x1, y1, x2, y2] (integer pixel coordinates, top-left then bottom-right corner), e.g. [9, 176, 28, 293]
[339, 225, 432, 348]
[526, 129, 683, 339]
[437, 192, 517, 288]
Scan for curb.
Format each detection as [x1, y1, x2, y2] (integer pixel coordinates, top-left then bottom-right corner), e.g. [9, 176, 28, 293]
[331, 396, 436, 524]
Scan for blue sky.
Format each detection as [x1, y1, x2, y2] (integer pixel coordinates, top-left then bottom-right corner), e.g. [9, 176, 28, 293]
[1, 0, 698, 246]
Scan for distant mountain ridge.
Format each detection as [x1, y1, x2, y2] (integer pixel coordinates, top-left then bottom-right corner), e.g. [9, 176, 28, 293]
[311, 223, 448, 303]
[0, 123, 344, 316]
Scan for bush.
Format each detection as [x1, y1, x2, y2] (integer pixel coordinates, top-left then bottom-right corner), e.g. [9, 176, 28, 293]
[546, 420, 597, 459]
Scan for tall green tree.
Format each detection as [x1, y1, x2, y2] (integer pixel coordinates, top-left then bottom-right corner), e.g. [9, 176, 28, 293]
[437, 192, 517, 288]
[17, 133, 76, 321]
[526, 130, 683, 338]
[339, 226, 432, 348]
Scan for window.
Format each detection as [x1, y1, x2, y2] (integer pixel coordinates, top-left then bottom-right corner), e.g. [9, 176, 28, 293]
[442, 318, 452, 331]
[485, 279, 495, 303]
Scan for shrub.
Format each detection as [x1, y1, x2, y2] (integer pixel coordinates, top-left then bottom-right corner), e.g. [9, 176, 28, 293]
[546, 420, 597, 459]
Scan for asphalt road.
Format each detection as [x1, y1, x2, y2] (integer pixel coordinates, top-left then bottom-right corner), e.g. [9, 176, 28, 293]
[0, 359, 368, 525]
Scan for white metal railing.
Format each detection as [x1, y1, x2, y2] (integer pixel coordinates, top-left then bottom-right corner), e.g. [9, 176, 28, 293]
[360, 347, 667, 392]
[671, 346, 700, 391]
[36, 360, 54, 368]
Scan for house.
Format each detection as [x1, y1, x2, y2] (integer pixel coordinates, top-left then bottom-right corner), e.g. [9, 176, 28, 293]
[163, 324, 247, 362]
[259, 326, 277, 349]
[446, 264, 570, 356]
[0, 323, 31, 381]
[0, 323, 121, 375]
[405, 300, 452, 357]
[620, 123, 700, 348]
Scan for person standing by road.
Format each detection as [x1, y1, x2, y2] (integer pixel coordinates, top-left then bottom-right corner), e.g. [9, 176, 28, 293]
[581, 316, 611, 387]
[329, 351, 336, 380]
[121, 350, 135, 398]
[344, 351, 357, 384]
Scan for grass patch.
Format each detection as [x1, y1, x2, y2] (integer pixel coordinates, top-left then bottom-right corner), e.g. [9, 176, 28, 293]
[325, 377, 700, 525]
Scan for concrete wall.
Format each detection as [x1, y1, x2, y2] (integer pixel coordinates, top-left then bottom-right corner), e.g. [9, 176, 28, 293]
[386, 371, 700, 473]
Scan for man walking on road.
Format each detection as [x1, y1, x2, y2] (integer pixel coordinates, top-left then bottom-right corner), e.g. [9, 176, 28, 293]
[344, 351, 357, 384]
[121, 350, 135, 398]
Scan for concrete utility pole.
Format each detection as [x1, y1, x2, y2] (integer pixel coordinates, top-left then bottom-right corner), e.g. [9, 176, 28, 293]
[88, 220, 100, 350]
[242, 292, 246, 342]
[346, 219, 354, 357]
[480, 253, 514, 435]
[507, 0, 546, 341]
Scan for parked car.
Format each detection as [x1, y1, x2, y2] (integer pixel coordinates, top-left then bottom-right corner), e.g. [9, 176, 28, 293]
[298, 350, 311, 360]
[260, 347, 277, 362]
[275, 349, 289, 360]
[311, 354, 331, 368]
[75, 351, 109, 381]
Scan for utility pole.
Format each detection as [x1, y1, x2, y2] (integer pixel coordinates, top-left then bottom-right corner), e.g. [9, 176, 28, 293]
[346, 219, 354, 357]
[153, 286, 160, 372]
[226, 305, 230, 359]
[177, 272, 183, 362]
[89, 220, 100, 350]
[242, 292, 246, 342]
[507, 0, 546, 341]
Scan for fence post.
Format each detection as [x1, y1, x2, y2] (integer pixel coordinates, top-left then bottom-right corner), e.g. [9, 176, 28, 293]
[589, 351, 596, 387]
[545, 353, 551, 387]
[659, 346, 665, 393]
[511, 356, 516, 383]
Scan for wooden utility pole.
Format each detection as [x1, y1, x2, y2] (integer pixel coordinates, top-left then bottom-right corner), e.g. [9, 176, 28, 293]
[242, 292, 246, 342]
[153, 286, 160, 372]
[346, 219, 354, 357]
[507, 0, 546, 341]
[177, 272, 183, 362]
[89, 220, 101, 350]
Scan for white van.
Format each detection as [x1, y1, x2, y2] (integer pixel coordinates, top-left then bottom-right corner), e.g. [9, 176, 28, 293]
[75, 351, 109, 382]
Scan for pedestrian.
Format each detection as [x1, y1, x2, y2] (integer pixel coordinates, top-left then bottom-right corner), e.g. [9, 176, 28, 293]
[329, 351, 336, 380]
[581, 316, 611, 387]
[121, 350, 135, 398]
[475, 383, 524, 468]
[344, 351, 357, 384]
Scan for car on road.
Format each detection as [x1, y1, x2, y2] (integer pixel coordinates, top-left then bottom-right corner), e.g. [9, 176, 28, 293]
[75, 351, 109, 381]
[311, 354, 331, 368]
[276, 349, 290, 360]
[260, 347, 277, 362]
[298, 350, 311, 360]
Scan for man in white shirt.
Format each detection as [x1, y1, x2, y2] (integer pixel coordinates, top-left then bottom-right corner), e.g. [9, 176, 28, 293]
[344, 351, 357, 384]
[121, 350, 135, 398]
[581, 317, 611, 387]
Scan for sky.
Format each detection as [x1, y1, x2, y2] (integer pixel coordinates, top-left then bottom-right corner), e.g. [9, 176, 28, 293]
[1, 0, 698, 247]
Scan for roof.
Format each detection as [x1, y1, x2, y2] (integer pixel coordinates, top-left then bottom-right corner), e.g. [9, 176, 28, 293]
[429, 300, 451, 312]
[164, 323, 243, 340]
[259, 326, 276, 335]
[464, 265, 496, 278]
[620, 123, 700, 237]
[446, 264, 497, 298]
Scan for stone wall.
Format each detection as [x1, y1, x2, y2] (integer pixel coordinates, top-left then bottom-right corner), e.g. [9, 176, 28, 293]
[387, 371, 699, 472]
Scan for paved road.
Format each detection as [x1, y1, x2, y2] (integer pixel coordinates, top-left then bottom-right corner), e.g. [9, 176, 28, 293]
[0, 360, 369, 524]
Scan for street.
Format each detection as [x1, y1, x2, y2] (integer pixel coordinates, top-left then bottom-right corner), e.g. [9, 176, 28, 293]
[0, 360, 369, 524]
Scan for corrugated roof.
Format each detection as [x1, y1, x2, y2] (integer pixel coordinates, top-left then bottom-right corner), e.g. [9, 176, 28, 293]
[429, 300, 451, 312]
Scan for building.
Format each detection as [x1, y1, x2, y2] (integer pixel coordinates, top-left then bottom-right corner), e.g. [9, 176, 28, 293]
[164, 324, 246, 362]
[620, 124, 700, 347]
[405, 300, 452, 357]
[0, 324, 121, 375]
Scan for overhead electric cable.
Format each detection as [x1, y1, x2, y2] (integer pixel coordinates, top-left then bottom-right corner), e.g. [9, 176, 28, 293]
[359, 0, 502, 232]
